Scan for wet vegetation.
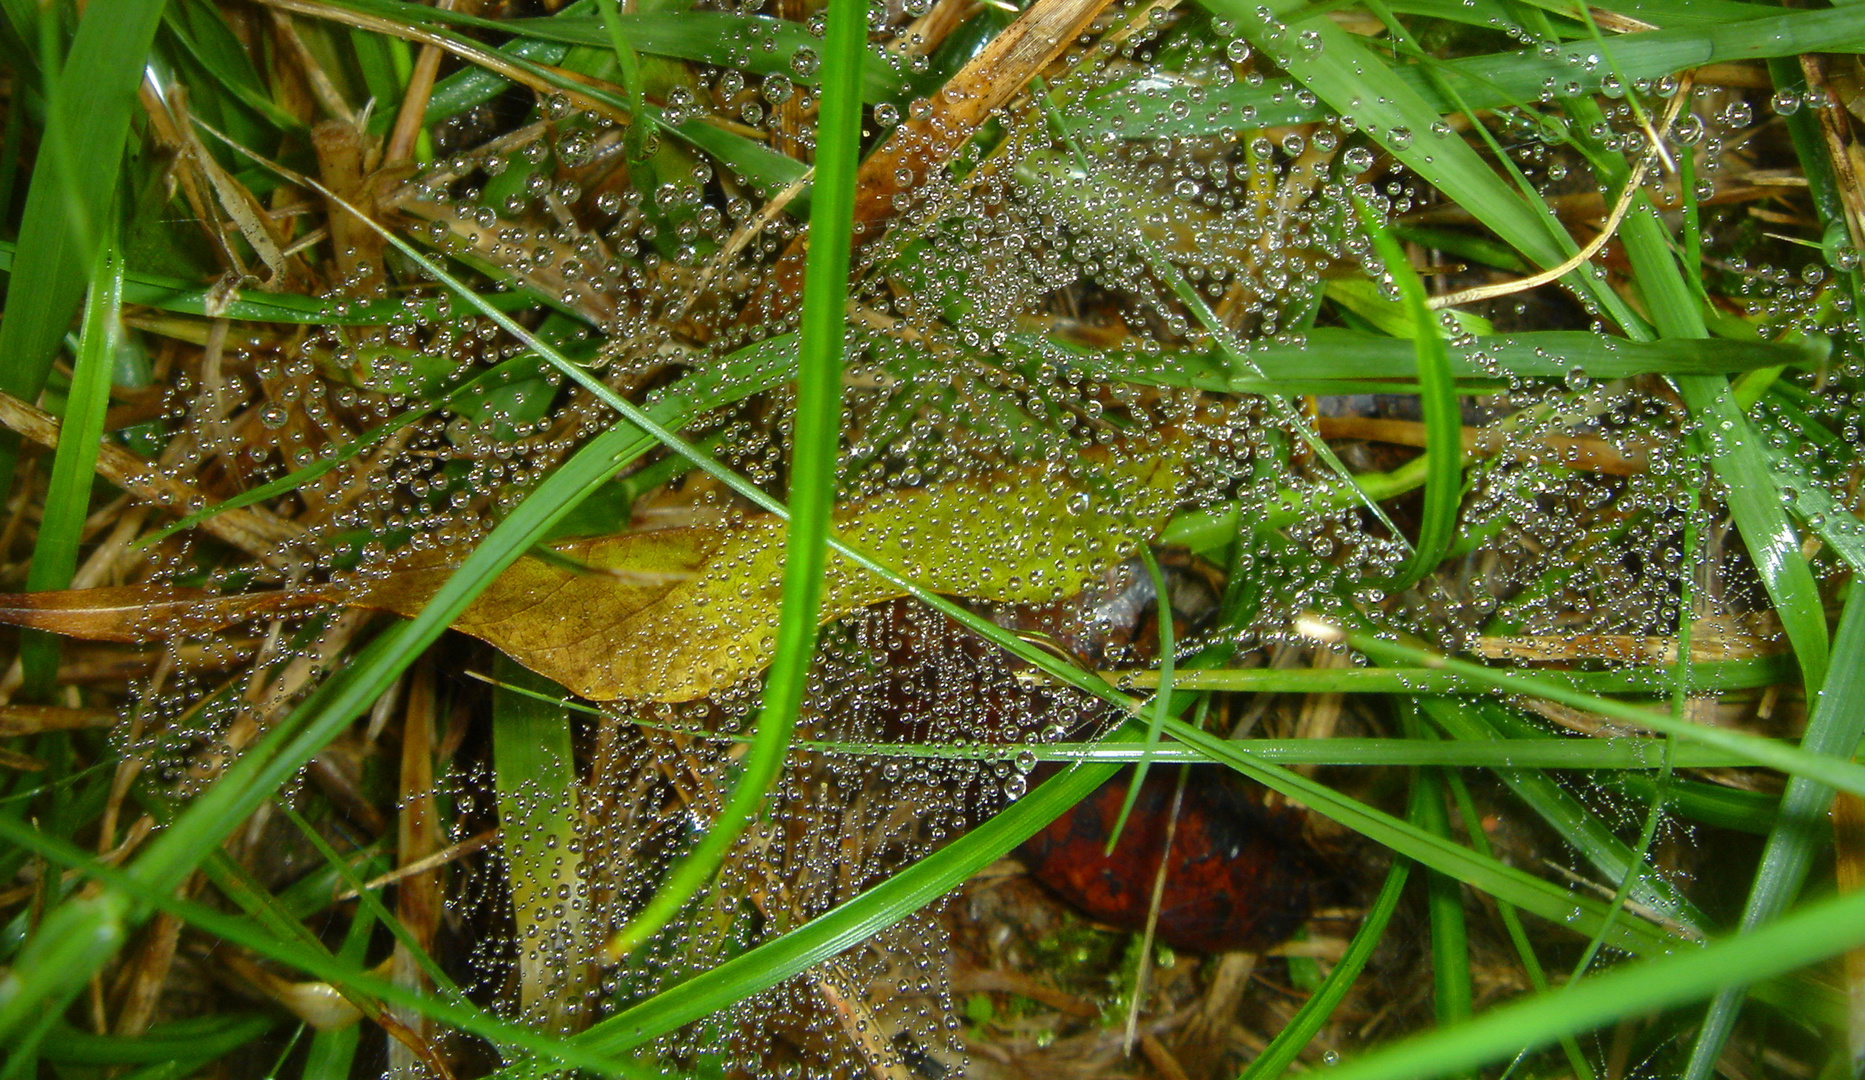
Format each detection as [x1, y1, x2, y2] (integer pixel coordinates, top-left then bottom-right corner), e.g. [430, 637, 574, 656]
[0, 0, 1862, 1077]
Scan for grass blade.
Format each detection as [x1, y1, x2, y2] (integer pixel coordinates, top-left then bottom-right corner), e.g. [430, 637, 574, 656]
[599, 0, 862, 961]
[20, 243, 121, 697]
[1685, 584, 1865, 1079]
[1085, 4, 1865, 139]
[493, 660, 596, 1031]
[1304, 619, 1865, 799]
[1316, 884, 1865, 1080]
[1360, 197, 1459, 588]
[1103, 546, 1179, 849]
[1239, 859, 1411, 1079]
[0, 0, 164, 493]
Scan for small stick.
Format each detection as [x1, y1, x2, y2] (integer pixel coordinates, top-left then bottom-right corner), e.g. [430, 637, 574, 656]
[0, 392, 305, 568]
[1430, 75, 1692, 310]
[384, 0, 453, 166]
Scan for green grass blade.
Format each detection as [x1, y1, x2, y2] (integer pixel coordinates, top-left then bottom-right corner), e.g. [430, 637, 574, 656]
[1113, 657, 1791, 695]
[0, 885, 132, 1044]
[1311, 620, 1865, 799]
[1673, 377, 1830, 694]
[1361, 198, 1459, 589]
[1442, 767, 1596, 1080]
[411, 6, 578, 129]
[1423, 698, 1705, 932]
[160, 4, 302, 133]
[1750, 401, 1865, 574]
[1044, 328, 1819, 391]
[0, 242, 545, 323]
[268, 807, 463, 1001]
[1239, 858, 1411, 1079]
[493, 659, 597, 1030]
[600, 0, 862, 962]
[1083, 5, 1865, 139]
[39, 1015, 277, 1065]
[313, 0, 909, 101]
[1205, 0, 1639, 331]
[1316, 884, 1865, 1080]
[1597, 772, 1778, 835]
[1685, 584, 1865, 1079]
[1401, 717, 1473, 1040]
[1588, 97, 1831, 696]
[0, 0, 164, 493]
[1103, 546, 1179, 850]
[302, 903, 377, 1080]
[731, 737, 1762, 769]
[20, 242, 121, 697]
[594, 0, 652, 165]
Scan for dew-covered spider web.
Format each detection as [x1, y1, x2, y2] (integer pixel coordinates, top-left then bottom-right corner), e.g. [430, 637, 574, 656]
[91, 1, 1865, 1076]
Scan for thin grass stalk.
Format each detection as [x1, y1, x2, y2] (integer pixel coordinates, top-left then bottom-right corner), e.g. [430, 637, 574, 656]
[1113, 660, 1790, 695]
[1238, 859, 1411, 1078]
[1306, 620, 1865, 798]
[1105, 545, 1180, 849]
[1685, 584, 1865, 1079]
[1315, 881, 1865, 1080]
[597, 0, 862, 961]
[20, 243, 121, 697]
[0, 1, 163, 497]
[1440, 768, 1596, 1080]
[1359, 197, 1458, 589]
[1401, 709, 1473, 1044]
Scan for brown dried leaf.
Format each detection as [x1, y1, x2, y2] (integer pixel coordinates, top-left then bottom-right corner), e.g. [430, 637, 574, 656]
[0, 585, 300, 643]
[0, 703, 119, 737]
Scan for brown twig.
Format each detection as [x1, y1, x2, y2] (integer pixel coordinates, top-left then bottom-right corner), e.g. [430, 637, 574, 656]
[390, 660, 447, 1071]
[1430, 74, 1692, 310]
[1315, 415, 1650, 476]
[747, 0, 1125, 321]
[0, 392, 305, 568]
[384, 0, 453, 166]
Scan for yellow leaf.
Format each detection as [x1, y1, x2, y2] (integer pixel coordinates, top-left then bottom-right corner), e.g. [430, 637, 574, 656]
[359, 451, 1186, 700]
[0, 450, 1187, 702]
